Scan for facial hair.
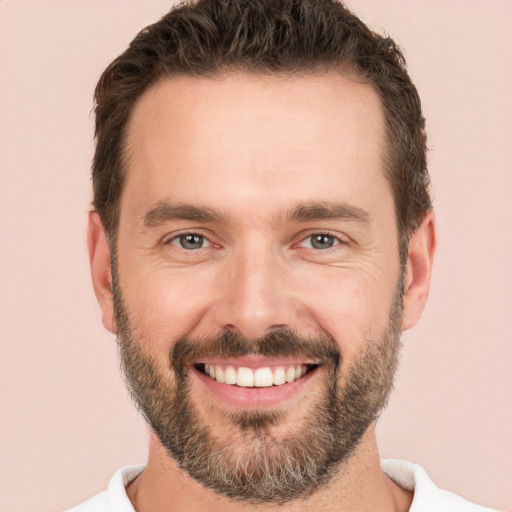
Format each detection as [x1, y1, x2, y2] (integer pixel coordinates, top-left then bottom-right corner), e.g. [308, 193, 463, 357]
[112, 272, 403, 504]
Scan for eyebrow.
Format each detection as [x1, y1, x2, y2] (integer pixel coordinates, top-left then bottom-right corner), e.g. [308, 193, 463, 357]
[140, 200, 371, 229]
[285, 202, 371, 224]
[141, 202, 228, 228]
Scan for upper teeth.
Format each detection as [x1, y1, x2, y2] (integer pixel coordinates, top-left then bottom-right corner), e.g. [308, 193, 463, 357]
[204, 363, 308, 387]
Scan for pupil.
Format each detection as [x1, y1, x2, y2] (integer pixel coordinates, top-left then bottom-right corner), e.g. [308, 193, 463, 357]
[181, 234, 203, 249]
[312, 234, 334, 249]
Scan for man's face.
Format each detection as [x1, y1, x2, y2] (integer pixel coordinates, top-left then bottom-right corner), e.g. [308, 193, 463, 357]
[110, 73, 404, 501]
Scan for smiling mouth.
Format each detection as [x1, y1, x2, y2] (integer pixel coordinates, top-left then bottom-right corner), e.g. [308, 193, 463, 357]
[194, 363, 319, 388]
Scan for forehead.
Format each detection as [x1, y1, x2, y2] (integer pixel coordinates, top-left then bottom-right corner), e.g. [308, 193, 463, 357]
[122, 72, 390, 222]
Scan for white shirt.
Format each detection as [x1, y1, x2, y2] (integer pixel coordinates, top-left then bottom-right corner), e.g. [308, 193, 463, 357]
[66, 459, 498, 511]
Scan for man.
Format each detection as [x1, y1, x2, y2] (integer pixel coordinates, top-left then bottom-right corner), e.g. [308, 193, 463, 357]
[70, 1, 497, 510]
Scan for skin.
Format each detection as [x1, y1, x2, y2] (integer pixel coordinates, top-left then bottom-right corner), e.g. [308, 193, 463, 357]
[88, 72, 436, 511]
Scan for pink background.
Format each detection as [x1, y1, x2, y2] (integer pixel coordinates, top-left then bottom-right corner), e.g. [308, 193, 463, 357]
[0, 1, 511, 511]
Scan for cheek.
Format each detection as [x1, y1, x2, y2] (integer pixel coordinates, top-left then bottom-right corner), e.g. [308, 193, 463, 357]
[122, 267, 215, 351]
[301, 271, 397, 361]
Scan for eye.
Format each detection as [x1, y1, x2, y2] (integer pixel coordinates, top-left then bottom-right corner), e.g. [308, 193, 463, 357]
[302, 233, 340, 250]
[169, 233, 210, 250]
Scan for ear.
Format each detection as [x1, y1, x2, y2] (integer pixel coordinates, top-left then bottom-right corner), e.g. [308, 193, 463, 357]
[87, 211, 115, 333]
[401, 211, 437, 331]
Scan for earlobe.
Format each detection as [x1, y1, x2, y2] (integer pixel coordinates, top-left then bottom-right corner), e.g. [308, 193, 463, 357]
[401, 211, 436, 331]
[87, 211, 115, 333]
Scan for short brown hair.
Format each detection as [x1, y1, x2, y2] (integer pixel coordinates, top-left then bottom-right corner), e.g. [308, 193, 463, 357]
[93, 0, 431, 259]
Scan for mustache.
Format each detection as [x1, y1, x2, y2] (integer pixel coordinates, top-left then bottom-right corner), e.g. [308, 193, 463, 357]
[170, 328, 342, 369]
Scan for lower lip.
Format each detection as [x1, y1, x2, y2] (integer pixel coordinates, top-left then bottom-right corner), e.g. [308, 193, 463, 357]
[191, 365, 318, 409]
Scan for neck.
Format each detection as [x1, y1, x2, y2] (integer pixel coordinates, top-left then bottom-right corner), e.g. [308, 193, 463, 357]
[127, 428, 413, 512]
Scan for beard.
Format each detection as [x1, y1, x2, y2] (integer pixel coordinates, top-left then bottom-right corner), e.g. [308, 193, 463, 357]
[112, 271, 403, 504]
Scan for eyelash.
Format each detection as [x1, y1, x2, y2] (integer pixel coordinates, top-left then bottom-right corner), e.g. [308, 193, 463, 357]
[297, 232, 344, 251]
[166, 230, 212, 250]
[165, 230, 345, 251]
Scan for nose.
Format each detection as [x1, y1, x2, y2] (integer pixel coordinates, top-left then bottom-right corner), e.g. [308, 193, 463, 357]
[213, 244, 297, 339]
